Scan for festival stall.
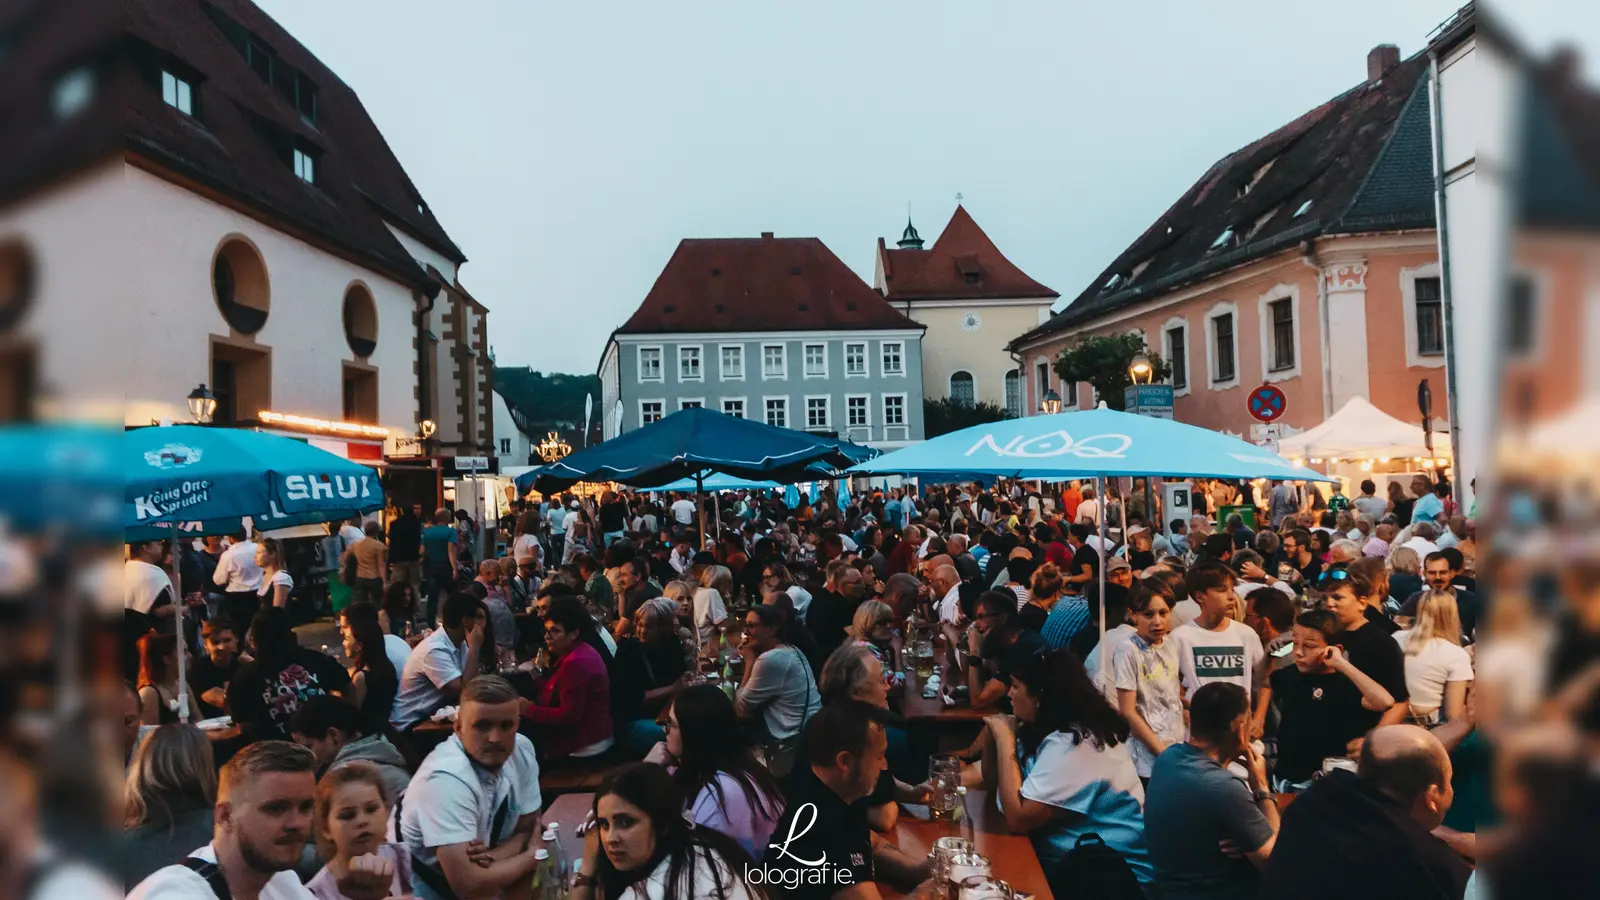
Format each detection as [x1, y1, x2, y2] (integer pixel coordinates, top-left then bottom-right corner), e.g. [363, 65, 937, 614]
[1275, 397, 1452, 495]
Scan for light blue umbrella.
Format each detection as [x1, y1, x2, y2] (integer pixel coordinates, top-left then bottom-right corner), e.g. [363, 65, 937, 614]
[836, 476, 851, 508]
[808, 482, 821, 504]
[784, 483, 801, 509]
[640, 473, 781, 493]
[848, 406, 1332, 482]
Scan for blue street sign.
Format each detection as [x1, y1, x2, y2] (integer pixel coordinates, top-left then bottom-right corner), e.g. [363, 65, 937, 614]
[1124, 384, 1175, 420]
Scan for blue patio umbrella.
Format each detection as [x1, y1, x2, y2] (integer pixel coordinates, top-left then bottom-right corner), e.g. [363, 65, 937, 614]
[836, 476, 851, 508]
[848, 406, 1332, 483]
[127, 425, 384, 530]
[517, 407, 862, 494]
[124, 424, 384, 719]
[640, 473, 781, 493]
[850, 406, 1330, 675]
[0, 424, 120, 537]
[784, 483, 801, 509]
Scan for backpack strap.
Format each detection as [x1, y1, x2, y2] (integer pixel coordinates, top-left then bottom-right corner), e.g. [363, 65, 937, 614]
[181, 858, 234, 900]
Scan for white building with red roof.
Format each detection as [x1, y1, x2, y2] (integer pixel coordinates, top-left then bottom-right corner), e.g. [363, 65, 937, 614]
[874, 204, 1060, 415]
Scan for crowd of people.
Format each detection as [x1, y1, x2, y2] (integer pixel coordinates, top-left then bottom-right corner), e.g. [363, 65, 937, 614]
[114, 473, 1598, 900]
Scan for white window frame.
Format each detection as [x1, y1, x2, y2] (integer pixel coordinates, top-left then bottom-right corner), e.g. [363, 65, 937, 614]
[679, 397, 704, 410]
[718, 343, 745, 381]
[802, 342, 828, 379]
[1161, 317, 1191, 398]
[845, 393, 872, 428]
[882, 392, 908, 427]
[1003, 369, 1023, 417]
[293, 147, 315, 183]
[761, 343, 788, 381]
[804, 395, 831, 430]
[1256, 282, 1302, 383]
[844, 341, 868, 378]
[763, 396, 789, 428]
[1204, 300, 1241, 390]
[637, 345, 664, 383]
[880, 340, 906, 377]
[638, 399, 665, 426]
[721, 396, 747, 418]
[678, 344, 704, 382]
[1401, 263, 1446, 369]
[161, 70, 193, 115]
[948, 370, 978, 405]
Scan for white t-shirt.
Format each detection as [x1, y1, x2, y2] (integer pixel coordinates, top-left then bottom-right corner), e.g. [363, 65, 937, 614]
[1171, 617, 1266, 697]
[1169, 598, 1202, 629]
[620, 847, 755, 900]
[1401, 536, 1440, 559]
[340, 524, 366, 548]
[786, 584, 812, 621]
[671, 499, 697, 525]
[400, 735, 542, 900]
[384, 634, 413, 684]
[257, 569, 294, 598]
[563, 509, 581, 533]
[1087, 623, 1137, 702]
[512, 533, 542, 565]
[392, 628, 466, 729]
[1077, 499, 1102, 525]
[1112, 634, 1184, 777]
[128, 843, 314, 900]
[938, 584, 963, 624]
[1393, 630, 1474, 718]
[212, 540, 262, 592]
[693, 587, 728, 645]
[124, 559, 172, 614]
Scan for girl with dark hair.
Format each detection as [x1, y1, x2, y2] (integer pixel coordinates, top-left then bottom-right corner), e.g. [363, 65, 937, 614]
[136, 632, 202, 724]
[382, 581, 418, 634]
[340, 609, 399, 726]
[961, 649, 1154, 892]
[572, 762, 762, 900]
[644, 684, 784, 858]
[230, 607, 352, 742]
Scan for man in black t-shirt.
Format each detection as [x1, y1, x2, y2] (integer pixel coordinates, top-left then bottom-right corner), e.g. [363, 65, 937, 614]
[957, 590, 1047, 713]
[1397, 551, 1480, 639]
[229, 608, 352, 744]
[189, 618, 250, 719]
[1279, 529, 1322, 587]
[807, 561, 865, 661]
[1065, 523, 1099, 592]
[763, 701, 929, 899]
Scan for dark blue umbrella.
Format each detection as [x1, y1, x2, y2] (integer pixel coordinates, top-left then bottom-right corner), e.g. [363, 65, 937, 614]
[516, 407, 864, 495]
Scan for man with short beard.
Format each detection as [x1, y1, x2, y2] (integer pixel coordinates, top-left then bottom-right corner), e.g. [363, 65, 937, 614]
[129, 741, 386, 900]
[401, 675, 545, 900]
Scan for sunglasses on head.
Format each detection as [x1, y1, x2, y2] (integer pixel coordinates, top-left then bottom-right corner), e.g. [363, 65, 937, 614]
[1316, 569, 1351, 588]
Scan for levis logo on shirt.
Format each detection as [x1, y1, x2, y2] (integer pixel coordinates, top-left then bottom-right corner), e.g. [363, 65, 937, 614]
[1193, 647, 1246, 677]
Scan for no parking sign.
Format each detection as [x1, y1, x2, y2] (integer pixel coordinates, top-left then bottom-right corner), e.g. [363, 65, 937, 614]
[1248, 384, 1286, 423]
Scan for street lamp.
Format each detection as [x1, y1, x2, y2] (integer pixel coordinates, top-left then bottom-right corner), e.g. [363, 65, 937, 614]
[1040, 388, 1062, 415]
[186, 383, 216, 424]
[1128, 352, 1154, 385]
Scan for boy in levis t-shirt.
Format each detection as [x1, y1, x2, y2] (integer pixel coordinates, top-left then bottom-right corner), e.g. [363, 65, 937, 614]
[1171, 563, 1268, 738]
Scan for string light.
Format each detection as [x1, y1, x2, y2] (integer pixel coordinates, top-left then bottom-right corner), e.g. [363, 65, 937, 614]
[257, 410, 390, 439]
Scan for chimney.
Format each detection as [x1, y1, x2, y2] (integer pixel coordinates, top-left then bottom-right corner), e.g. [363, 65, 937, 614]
[760, 231, 774, 239]
[1367, 44, 1400, 83]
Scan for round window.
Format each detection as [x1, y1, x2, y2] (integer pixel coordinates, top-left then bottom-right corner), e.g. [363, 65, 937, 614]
[213, 238, 269, 334]
[343, 284, 378, 358]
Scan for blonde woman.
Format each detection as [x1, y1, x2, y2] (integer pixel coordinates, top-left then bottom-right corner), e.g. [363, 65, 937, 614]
[1393, 589, 1473, 726]
[847, 599, 897, 681]
[125, 724, 217, 885]
[255, 537, 292, 609]
[694, 565, 732, 647]
[1386, 545, 1425, 614]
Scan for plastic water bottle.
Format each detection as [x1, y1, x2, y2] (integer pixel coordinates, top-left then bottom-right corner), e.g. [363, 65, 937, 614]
[530, 848, 550, 897]
[542, 825, 568, 890]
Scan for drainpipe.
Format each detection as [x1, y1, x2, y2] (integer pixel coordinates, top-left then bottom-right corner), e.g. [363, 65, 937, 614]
[416, 281, 441, 451]
[1299, 241, 1332, 422]
[1428, 50, 1465, 510]
[1009, 347, 1027, 416]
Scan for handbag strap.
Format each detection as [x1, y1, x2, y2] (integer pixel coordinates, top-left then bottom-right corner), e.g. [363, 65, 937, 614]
[181, 858, 234, 900]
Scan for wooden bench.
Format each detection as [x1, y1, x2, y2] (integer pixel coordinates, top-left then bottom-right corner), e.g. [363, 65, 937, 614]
[538, 758, 610, 798]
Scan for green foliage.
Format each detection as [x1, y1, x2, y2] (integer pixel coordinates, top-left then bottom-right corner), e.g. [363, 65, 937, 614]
[493, 367, 601, 442]
[1052, 333, 1171, 411]
[923, 397, 1014, 437]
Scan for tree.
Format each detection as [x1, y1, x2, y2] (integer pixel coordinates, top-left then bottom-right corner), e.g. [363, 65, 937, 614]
[923, 397, 1013, 437]
[1052, 333, 1171, 411]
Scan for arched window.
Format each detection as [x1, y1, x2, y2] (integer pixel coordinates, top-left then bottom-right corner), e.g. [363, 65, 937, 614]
[342, 283, 378, 358]
[213, 237, 269, 335]
[950, 370, 975, 407]
[1003, 369, 1021, 417]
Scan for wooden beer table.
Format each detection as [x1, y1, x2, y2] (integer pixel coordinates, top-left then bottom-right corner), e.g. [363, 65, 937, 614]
[885, 788, 1054, 900]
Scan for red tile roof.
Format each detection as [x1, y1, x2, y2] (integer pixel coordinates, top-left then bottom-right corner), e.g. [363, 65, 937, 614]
[877, 205, 1059, 301]
[616, 235, 922, 335]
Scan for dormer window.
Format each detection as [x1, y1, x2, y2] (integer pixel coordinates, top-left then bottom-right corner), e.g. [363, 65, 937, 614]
[161, 70, 193, 115]
[964, 272, 981, 285]
[1238, 159, 1276, 197]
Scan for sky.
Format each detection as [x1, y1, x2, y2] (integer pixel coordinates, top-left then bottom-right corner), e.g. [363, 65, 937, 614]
[256, 0, 1595, 375]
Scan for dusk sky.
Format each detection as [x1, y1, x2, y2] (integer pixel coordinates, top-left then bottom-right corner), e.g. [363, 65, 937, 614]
[257, 1, 1591, 375]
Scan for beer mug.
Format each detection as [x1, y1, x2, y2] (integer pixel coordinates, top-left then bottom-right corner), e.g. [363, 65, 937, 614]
[929, 837, 974, 892]
[947, 851, 991, 895]
[959, 875, 1014, 900]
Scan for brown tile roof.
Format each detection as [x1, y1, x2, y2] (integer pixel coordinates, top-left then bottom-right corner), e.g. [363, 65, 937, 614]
[1011, 49, 1436, 349]
[878, 205, 1059, 301]
[118, 0, 462, 286]
[616, 234, 923, 335]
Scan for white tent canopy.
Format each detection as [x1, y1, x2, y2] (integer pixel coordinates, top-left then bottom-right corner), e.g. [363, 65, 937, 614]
[1277, 397, 1450, 461]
